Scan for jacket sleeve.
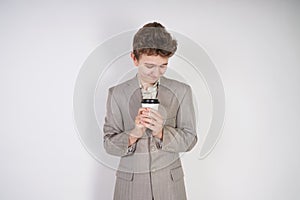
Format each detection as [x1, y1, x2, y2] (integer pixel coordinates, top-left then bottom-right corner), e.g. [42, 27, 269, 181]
[161, 85, 198, 153]
[103, 88, 136, 157]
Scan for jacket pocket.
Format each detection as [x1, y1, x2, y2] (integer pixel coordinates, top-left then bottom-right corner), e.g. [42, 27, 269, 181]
[116, 170, 134, 181]
[170, 166, 184, 182]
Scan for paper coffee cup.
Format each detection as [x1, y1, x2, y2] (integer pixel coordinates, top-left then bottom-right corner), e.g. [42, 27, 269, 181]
[141, 99, 160, 110]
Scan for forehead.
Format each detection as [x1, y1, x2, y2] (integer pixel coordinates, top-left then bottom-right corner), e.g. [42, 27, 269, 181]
[139, 54, 169, 65]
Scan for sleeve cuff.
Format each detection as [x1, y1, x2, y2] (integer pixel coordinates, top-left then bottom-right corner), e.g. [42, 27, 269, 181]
[153, 137, 163, 149]
[126, 141, 137, 155]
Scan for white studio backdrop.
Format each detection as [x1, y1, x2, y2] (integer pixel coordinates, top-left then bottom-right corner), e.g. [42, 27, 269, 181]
[1, 0, 300, 200]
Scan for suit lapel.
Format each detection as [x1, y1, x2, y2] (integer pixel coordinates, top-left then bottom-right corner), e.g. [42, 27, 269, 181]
[124, 75, 142, 122]
[157, 76, 175, 119]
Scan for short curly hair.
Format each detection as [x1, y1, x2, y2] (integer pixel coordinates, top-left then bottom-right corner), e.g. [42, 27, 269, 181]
[132, 22, 177, 60]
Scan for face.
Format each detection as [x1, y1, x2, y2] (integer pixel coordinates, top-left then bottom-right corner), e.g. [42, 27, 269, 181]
[131, 53, 169, 85]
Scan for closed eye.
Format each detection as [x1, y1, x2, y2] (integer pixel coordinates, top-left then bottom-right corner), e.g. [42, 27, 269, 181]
[144, 64, 155, 69]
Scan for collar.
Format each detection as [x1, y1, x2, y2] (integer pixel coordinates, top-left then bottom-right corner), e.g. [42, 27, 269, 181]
[137, 74, 160, 90]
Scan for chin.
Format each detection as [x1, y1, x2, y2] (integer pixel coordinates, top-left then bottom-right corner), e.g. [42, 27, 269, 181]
[149, 77, 158, 82]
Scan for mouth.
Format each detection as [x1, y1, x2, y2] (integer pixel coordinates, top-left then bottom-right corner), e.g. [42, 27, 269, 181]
[149, 76, 158, 80]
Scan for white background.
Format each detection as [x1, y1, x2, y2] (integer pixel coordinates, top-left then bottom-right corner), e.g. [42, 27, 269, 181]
[1, 0, 300, 199]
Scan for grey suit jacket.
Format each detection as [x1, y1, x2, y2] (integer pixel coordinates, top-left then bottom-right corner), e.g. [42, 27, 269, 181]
[103, 75, 197, 200]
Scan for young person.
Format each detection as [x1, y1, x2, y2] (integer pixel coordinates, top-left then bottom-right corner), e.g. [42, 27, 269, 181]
[103, 22, 197, 200]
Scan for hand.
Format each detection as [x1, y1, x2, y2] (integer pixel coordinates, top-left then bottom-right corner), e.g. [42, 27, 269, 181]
[140, 108, 164, 139]
[128, 108, 147, 145]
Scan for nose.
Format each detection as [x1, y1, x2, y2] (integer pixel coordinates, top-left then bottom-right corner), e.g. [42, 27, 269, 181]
[152, 66, 160, 77]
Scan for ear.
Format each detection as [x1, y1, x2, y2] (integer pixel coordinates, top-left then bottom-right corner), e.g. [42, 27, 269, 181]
[130, 52, 139, 67]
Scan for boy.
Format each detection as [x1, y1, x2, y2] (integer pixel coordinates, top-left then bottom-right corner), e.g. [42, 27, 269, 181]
[103, 22, 197, 200]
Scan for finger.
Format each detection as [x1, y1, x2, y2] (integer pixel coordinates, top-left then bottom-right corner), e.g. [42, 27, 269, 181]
[140, 114, 152, 120]
[141, 114, 164, 127]
[138, 110, 150, 118]
[141, 117, 155, 125]
[148, 109, 163, 120]
[142, 119, 163, 133]
[141, 121, 155, 131]
[135, 116, 146, 126]
[138, 107, 148, 115]
[149, 108, 161, 116]
[148, 113, 163, 125]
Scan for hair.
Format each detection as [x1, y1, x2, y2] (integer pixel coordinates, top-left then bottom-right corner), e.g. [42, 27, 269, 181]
[132, 22, 177, 60]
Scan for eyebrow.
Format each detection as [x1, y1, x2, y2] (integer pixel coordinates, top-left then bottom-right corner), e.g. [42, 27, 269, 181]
[144, 62, 168, 66]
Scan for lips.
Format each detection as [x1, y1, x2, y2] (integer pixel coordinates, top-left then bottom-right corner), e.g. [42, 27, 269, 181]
[149, 76, 158, 80]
